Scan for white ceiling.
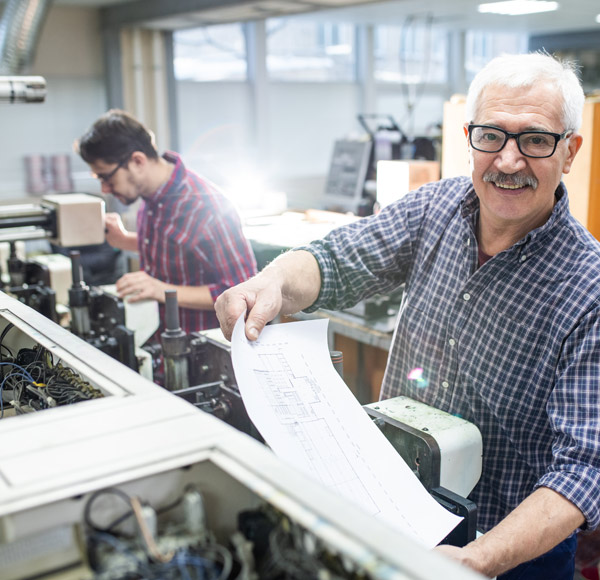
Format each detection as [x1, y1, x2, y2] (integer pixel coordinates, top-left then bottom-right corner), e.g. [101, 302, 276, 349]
[54, 0, 600, 35]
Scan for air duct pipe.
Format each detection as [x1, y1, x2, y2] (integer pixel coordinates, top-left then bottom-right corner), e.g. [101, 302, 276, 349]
[0, 0, 53, 75]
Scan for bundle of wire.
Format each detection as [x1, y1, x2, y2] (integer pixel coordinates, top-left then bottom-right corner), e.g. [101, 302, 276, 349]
[252, 516, 351, 580]
[85, 487, 234, 580]
[0, 328, 103, 418]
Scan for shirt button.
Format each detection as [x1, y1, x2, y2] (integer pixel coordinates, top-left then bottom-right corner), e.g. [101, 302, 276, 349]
[463, 293, 471, 301]
[147, 210, 153, 216]
[448, 338, 456, 346]
[158, 203, 163, 208]
[441, 381, 449, 389]
[144, 238, 150, 244]
[521, 255, 527, 262]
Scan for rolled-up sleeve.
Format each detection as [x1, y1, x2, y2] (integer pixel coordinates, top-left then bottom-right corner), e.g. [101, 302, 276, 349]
[537, 306, 600, 529]
[296, 182, 441, 312]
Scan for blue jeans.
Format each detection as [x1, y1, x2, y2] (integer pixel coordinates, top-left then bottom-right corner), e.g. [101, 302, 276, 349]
[498, 534, 577, 580]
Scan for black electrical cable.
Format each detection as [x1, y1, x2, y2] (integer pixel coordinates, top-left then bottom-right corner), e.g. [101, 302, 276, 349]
[83, 487, 136, 534]
[0, 323, 15, 365]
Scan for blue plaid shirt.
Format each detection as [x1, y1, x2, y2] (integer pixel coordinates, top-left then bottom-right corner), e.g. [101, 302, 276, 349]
[302, 176, 600, 533]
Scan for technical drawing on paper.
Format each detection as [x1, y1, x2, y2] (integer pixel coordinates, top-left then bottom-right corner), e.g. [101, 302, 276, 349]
[253, 348, 379, 514]
[231, 316, 462, 548]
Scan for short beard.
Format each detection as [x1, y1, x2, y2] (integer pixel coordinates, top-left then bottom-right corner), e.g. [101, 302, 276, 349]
[483, 171, 538, 190]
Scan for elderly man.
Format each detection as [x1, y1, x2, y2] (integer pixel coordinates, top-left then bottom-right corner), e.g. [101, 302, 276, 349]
[215, 52, 600, 579]
[75, 110, 257, 334]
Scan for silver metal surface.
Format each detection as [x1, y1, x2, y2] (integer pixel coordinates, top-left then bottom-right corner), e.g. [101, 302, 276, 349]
[0, 76, 46, 103]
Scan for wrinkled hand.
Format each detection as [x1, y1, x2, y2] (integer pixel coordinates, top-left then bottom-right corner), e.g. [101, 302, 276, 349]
[116, 271, 169, 303]
[104, 212, 130, 248]
[215, 275, 283, 341]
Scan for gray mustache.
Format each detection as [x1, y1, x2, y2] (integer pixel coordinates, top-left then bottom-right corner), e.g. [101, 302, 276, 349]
[483, 172, 538, 189]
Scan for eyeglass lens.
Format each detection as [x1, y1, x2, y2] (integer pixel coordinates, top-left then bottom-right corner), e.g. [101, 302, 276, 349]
[97, 156, 128, 183]
[470, 126, 557, 158]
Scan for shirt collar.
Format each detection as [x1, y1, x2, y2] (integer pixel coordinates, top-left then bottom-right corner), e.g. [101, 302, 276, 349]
[145, 151, 183, 205]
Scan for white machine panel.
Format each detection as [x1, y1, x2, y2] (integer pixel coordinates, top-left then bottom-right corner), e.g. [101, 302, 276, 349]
[0, 292, 484, 580]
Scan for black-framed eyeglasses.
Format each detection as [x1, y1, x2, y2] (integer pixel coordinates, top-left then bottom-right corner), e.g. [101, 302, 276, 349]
[93, 155, 131, 183]
[467, 124, 572, 159]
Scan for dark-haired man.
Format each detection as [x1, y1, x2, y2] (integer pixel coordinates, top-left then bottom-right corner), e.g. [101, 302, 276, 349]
[76, 109, 257, 333]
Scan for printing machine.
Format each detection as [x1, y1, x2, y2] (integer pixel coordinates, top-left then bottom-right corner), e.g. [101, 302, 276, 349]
[0, 193, 484, 566]
[0, 193, 156, 376]
[0, 290, 485, 580]
[171, 322, 482, 548]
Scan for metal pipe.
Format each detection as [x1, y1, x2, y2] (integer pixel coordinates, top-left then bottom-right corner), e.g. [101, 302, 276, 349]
[0, 76, 46, 103]
[0, 203, 48, 218]
[0, 228, 50, 243]
[0, 204, 55, 243]
[68, 251, 91, 337]
[0, 0, 53, 75]
[0, 214, 52, 229]
[161, 290, 190, 391]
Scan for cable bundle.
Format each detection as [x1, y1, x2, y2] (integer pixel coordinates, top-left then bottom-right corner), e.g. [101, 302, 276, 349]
[0, 324, 103, 418]
[85, 487, 234, 580]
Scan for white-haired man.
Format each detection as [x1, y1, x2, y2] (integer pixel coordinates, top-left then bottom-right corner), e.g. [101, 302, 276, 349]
[216, 53, 598, 579]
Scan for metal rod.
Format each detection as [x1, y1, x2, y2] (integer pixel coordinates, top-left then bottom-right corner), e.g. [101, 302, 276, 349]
[0, 214, 52, 229]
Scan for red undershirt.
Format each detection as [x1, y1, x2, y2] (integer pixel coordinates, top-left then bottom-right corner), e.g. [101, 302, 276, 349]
[478, 246, 493, 267]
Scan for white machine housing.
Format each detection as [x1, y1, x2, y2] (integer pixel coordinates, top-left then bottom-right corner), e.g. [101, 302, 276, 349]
[0, 292, 484, 580]
[366, 396, 482, 497]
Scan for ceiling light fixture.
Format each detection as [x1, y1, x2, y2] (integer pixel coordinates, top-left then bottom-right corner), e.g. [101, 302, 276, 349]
[478, 1, 559, 16]
[596, 14, 600, 23]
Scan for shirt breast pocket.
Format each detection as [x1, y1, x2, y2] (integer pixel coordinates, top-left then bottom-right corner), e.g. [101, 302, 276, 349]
[461, 308, 552, 409]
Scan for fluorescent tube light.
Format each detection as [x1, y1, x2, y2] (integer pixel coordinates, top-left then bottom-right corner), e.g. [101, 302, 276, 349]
[478, 1, 559, 16]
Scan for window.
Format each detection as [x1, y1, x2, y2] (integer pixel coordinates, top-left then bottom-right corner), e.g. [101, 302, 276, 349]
[173, 23, 247, 82]
[547, 48, 600, 91]
[374, 22, 447, 84]
[266, 18, 355, 82]
[465, 31, 528, 81]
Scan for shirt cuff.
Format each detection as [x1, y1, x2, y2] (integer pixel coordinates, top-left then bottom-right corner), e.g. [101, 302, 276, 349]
[536, 466, 600, 530]
[293, 244, 330, 313]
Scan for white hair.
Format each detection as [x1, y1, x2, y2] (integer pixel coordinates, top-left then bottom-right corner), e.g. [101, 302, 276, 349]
[465, 52, 585, 132]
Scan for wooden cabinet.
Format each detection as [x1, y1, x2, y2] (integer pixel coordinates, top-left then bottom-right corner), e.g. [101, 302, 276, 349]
[563, 98, 600, 240]
[441, 96, 469, 179]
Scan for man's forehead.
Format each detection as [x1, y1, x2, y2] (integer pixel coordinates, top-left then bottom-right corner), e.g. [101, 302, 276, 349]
[476, 85, 562, 125]
[478, 82, 559, 107]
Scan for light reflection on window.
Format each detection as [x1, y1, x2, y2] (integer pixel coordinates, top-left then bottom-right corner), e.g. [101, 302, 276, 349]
[174, 23, 247, 82]
[266, 18, 355, 82]
[374, 22, 447, 84]
[465, 31, 527, 81]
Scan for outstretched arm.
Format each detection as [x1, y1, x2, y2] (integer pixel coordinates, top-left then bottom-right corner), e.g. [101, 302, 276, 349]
[215, 250, 321, 341]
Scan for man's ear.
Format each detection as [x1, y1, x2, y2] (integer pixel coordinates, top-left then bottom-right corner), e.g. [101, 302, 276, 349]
[129, 151, 148, 168]
[562, 133, 583, 175]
